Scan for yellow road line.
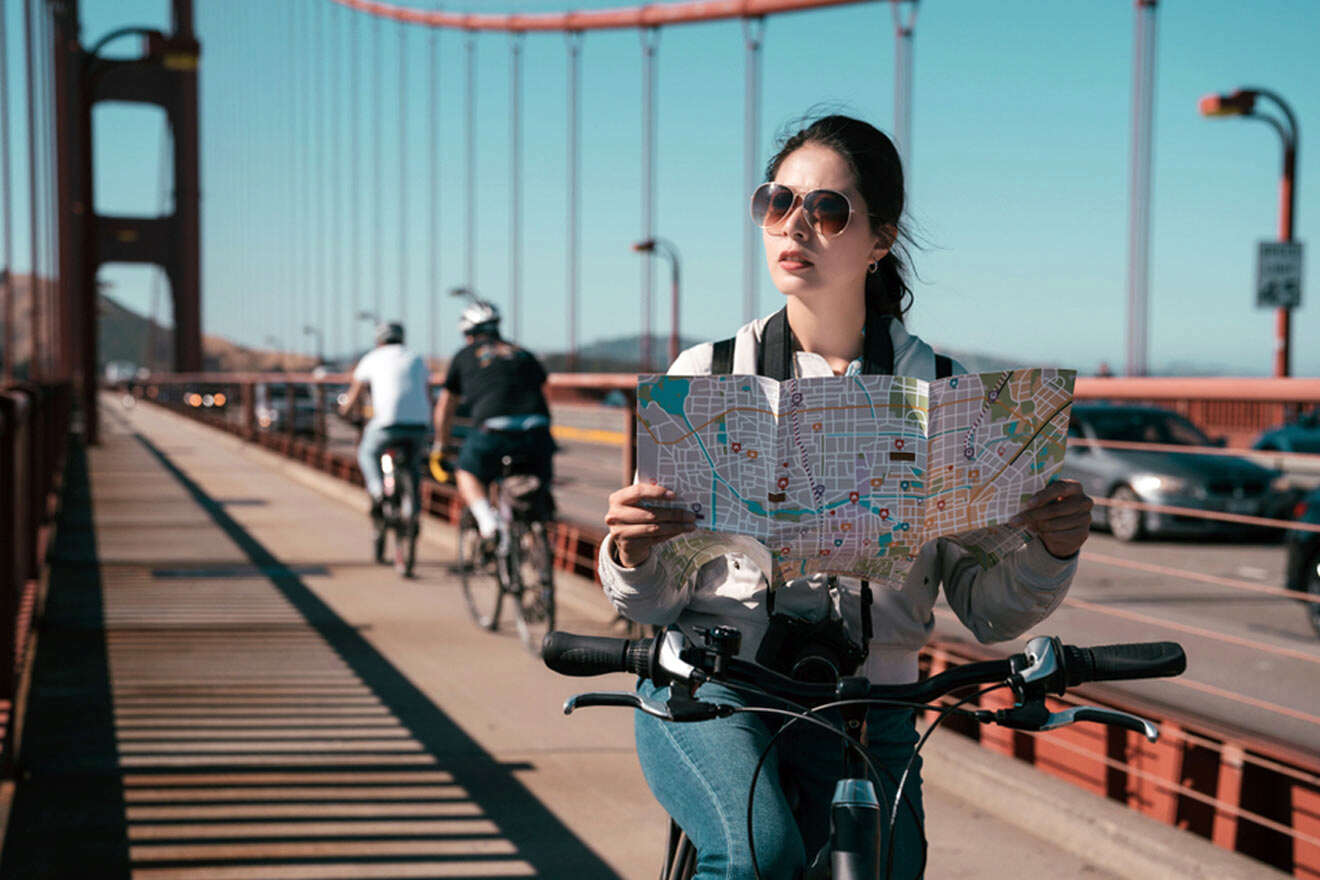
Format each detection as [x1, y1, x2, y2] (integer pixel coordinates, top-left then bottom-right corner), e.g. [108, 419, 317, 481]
[551, 424, 626, 446]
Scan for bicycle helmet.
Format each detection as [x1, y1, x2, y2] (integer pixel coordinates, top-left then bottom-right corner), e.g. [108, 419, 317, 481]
[458, 300, 501, 335]
[375, 321, 405, 345]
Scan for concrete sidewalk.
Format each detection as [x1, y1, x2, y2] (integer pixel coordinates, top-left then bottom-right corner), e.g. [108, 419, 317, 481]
[0, 396, 1278, 878]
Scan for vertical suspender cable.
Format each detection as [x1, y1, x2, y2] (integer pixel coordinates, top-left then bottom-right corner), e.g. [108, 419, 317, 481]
[241, 1, 253, 350]
[508, 32, 522, 340]
[428, 14, 439, 362]
[1125, 0, 1157, 377]
[372, 14, 382, 321]
[398, 19, 408, 324]
[565, 31, 580, 370]
[464, 31, 475, 289]
[314, 0, 326, 359]
[0, 0, 14, 380]
[350, 5, 361, 353]
[890, 0, 917, 170]
[639, 27, 658, 372]
[329, 3, 343, 358]
[742, 17, 762, 325]
[288, 0, 298, 364]
[293, 0, 305, 361]
[22, 0, 39, 378]
[34, 1, 49, 374]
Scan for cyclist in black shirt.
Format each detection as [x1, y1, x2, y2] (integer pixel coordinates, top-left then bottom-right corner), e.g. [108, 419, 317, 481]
[433, 299, 555, 542]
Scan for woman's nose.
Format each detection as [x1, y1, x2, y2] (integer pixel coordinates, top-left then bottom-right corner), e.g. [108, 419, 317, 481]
[779, 201, 812, 240]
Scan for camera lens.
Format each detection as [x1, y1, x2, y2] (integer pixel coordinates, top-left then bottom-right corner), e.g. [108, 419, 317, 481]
[790, 655, 841, 684]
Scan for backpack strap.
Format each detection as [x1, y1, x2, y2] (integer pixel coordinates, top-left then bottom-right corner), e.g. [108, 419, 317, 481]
[711, 337, 736, 375]
[934, 353, 953, 380]
[756, 308, 795, 380]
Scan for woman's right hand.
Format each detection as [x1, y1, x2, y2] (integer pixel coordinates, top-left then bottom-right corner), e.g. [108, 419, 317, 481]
[605, 483, 698, 568]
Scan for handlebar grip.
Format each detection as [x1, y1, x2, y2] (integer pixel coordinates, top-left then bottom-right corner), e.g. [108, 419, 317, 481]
[1064, 642, 1186, 686]
[541, 632, 654, 678]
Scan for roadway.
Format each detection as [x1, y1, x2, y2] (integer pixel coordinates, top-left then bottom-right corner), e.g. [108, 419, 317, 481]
[0, 395, 1272, 879]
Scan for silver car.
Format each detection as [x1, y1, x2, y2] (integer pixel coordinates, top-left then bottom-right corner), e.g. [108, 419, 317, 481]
[1064, 404, 1282, 541]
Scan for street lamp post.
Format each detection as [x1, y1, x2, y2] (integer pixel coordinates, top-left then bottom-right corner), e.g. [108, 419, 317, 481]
[264, 335, 285, 372]
[632, 238, 681, 367]
[1199, 87, 1300, 377]
[303, 324, 324, 365]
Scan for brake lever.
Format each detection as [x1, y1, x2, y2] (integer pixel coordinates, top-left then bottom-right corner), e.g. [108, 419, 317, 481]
[1038, 706, 1160, 743]
[565, 691, 670, 718]
[986, 702, 1159, 742]
[562, 691, 730, 722]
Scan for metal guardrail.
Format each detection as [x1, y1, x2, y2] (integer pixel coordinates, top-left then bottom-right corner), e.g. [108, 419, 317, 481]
[0, 382, 72, 779]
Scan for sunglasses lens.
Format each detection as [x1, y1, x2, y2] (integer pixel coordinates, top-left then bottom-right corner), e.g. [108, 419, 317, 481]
[751, 183, 795, 228]
[804, 190, 851, 237]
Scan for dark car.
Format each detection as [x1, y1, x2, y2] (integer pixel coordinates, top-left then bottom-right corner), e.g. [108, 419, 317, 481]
[1063, 404, 1283, 541]
[1284, 486, 1320, 637]
[1254, 408, 1320, 454]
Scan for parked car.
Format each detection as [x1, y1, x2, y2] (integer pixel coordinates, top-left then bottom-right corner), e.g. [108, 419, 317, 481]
[1063, 404, 1283, 541]
[1254, 408, 1320, 454]
[1284, 486, 1320, 638]
[255, 383, 317, 435]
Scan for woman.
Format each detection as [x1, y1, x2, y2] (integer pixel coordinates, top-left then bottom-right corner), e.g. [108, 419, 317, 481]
[599, 114, 1093, 879]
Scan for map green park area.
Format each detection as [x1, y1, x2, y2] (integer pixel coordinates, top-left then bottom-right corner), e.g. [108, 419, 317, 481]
[634, 368, 1076, 588]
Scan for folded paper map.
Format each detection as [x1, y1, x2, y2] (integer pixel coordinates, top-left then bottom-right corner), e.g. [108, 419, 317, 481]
[635, 369, 1076, 588]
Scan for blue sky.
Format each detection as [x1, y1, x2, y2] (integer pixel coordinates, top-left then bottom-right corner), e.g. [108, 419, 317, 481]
[3, 0, 1318, 374]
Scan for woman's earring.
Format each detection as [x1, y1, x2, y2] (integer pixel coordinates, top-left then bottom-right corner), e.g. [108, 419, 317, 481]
[867, 259, 880, 275]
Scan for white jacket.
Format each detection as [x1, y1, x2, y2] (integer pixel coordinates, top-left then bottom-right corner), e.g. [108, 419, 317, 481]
[598, 313, 1078, 685]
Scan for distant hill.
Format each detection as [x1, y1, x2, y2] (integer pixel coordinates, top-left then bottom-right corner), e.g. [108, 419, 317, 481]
[0, 273, 315, 375]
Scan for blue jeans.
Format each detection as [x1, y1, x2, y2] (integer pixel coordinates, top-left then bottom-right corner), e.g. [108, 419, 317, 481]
[635, 679, 926, 880]
[357, 422, 428, 501]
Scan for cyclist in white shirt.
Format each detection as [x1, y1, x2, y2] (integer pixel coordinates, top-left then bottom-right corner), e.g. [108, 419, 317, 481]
[338, 322, 434, 520]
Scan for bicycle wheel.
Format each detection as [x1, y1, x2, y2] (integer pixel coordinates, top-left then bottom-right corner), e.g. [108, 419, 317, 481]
[458, 510, 503, 630]
[395, 469, 418, 577]
[512, 520, 556, 655]
[373, 502, 388, 564]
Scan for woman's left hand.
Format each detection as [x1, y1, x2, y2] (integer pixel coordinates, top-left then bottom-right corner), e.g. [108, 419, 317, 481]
[1009, 479, 1095, 559]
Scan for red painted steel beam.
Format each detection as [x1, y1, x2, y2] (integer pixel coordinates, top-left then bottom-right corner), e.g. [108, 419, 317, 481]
[331, 0, 872, 32]
[1076, 376, 1320, 403]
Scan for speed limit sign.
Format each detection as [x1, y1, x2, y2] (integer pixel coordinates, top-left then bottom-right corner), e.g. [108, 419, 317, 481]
[1256, 241, 1303, 308]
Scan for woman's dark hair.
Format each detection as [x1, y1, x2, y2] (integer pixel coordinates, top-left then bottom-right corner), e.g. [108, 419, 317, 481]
[765, 114, 912, 320]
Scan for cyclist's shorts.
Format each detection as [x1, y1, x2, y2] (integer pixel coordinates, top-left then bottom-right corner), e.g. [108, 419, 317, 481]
[458, 424, 555, 488]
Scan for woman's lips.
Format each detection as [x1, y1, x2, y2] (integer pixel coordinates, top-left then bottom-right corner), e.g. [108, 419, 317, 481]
[779, 252, 813, 271]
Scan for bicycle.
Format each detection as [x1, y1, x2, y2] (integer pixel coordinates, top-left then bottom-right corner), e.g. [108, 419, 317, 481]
[456, 450, 557, 654]
[542, 626, 1187, 880]
[374, 435, 423, 577]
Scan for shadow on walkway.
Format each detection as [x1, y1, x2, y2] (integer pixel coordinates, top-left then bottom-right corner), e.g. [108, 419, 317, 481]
[1, 431, 621, 879]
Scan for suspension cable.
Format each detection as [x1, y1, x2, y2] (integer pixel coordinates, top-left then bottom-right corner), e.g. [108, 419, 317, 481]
[427, 5, 439, 362]
[372, 13, 382, 321]
[508, 31, 523, 340]
[565, 30, 581, 370]
[741, 16, 762, 325]
[639, 26, 658, 372]
[463, 30, 475, 290]
[397, 17, 408, 325]
[330, 0, 343, 358]
[0, 0, 13, 380]
[350, 2, 362, 353]
[23, 0, 40, 379]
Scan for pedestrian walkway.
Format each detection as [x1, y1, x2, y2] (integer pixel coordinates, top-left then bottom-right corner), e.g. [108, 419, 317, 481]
[0, 397, 1272, 878]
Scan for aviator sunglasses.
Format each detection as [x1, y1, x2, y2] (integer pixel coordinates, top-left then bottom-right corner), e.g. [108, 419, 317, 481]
[749, 182, 859, 238]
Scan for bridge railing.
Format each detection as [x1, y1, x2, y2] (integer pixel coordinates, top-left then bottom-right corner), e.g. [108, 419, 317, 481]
[0, 382, 72, 778]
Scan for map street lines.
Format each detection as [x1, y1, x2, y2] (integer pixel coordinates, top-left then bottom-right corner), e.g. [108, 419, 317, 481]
[635, 368, 1076, 587]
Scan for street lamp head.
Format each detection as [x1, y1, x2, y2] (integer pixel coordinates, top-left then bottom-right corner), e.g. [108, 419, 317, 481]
[1199, 89, 1257, 118]
[448, 286, 474, 300]
[303, 325, 315, 335]
[631, 239, 656, 253]
[356, 310, 378, 323]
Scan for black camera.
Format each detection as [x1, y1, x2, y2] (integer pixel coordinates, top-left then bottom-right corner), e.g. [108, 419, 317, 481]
[755, 612, 867, 683]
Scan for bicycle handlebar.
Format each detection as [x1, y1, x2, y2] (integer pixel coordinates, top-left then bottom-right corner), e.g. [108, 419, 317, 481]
[543, 629, 1186, 741]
